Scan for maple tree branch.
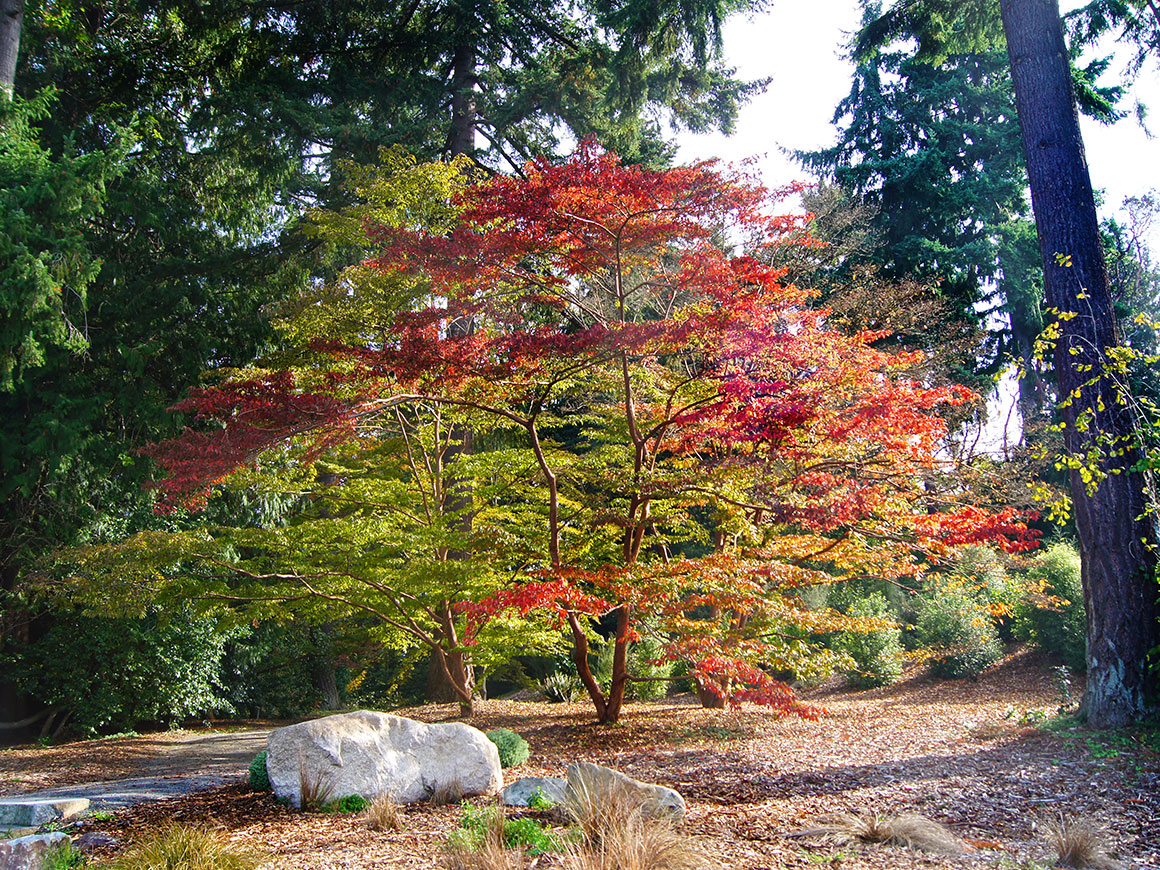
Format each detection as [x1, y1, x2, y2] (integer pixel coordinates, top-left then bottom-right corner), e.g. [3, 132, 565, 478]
[396, 406, 434, 525]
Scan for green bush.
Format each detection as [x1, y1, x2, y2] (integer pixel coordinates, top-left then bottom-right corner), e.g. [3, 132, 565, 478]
[485, 728, 529, 768]
[42, 840, 86, 870]
[1017, 542, 1087, 671]
[915, 584, 1002, 679]
[327, 794, 369, 814]
[5, 607, 239, 736]
[836, 592, 904, 688]
[455, 804, 563, 854]
[626, 638, 676, 701]
[501, 816, 564, 853]
[949, 545, 1020, 640]
[248, 750, 270, 791]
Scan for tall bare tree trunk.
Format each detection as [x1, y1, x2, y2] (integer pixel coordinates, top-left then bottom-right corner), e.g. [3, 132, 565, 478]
[1001, 0, 1160, 727]
[0, 0, 22, 100]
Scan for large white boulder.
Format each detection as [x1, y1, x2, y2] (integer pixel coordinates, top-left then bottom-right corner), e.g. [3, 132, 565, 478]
[265, 710, 501, 808]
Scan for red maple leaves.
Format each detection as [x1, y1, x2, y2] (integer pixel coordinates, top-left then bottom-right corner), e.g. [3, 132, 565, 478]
[148, 143, 1035, 721]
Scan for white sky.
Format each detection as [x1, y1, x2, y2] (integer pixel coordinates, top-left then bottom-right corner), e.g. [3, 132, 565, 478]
[675, 0, 1160, 250]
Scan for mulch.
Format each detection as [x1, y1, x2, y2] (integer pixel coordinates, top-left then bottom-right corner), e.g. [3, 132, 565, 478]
[4, 648, 1158, 869]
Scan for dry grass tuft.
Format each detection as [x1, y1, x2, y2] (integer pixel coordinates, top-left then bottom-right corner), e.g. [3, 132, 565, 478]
[101, 823, 265, 870]
[296, 755, 336, 811]
[367, 792, 403, 831]
[563, 776, 643, 848]
[430, 777, 468, 806]
[561, 776, 707, 870]
[445, 837, 526, 870]
[1043, 816, 1124, 870]
[792, 811, 966, 855]
[561, 812, 706, 870]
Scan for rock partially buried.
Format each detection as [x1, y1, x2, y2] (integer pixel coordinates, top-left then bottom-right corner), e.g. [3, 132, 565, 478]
[265, 710, 501, 808]
[502, 776, 567, 807]
[0, 799, 89, 829]
[565, 762, 686, 820]
[0, 832, 69, 870]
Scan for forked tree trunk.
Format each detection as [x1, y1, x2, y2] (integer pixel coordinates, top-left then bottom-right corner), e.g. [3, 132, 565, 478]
[1001, 0, 1160, 726]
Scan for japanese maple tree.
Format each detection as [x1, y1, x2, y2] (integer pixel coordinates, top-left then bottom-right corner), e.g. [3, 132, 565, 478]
[145, 144, 1034, 723]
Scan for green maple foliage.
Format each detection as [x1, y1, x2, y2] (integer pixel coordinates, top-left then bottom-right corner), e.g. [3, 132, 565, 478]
[89, 146, 1035, 725]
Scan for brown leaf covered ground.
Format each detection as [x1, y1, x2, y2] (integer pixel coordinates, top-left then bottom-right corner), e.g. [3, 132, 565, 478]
[3, 648, 1158, 869]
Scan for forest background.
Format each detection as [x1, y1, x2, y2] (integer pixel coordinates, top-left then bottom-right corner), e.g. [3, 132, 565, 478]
[1, 0, 1158, 741]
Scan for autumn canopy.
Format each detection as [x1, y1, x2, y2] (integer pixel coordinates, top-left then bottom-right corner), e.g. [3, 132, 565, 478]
[143, 144, 1033, 723]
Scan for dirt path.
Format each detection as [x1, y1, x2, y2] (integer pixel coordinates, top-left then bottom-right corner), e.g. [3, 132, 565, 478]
[0, 729, 271, 809]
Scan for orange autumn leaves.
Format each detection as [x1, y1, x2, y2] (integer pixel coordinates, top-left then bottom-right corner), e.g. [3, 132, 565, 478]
[149, 143, 1035, 719]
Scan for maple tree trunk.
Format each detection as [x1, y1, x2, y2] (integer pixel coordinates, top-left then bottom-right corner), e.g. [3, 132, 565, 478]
[603, 607, 632, 724]
[0, 0, 22, 100]
[425, 32, 478, 710]
[1001, 0, 1160, 726]
[427, 602, 474, 717]
[568, 613, 609, 723]
[694, 676, 728, 709]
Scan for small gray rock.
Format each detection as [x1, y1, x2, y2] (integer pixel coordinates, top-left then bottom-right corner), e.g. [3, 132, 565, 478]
[502, 776, 567, 807]
[0, 832, 69, 870]
[565, 762, 685, 820]
[74, 832, 119, 852]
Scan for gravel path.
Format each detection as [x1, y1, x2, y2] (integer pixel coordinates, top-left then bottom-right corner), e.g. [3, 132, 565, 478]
[9, 729, 271, 810]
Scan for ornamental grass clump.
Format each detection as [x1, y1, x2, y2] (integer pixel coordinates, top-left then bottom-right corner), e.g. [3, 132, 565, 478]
[792, 811, 966, 855]
[1043, 816, 1123, 870]
[366, 793, 403, 831]
[101, 824, 264, 870]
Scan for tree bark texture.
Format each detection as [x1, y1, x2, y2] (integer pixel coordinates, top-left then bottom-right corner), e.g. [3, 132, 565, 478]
[0, 0, 22, 100]
[449, 40, 476, 158]
[1001, 0, 1160, 727]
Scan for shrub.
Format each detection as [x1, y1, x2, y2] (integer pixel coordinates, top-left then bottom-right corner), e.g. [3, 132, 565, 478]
[914, 584, 1002, 679]
[485, 728, 529, 768]
[541, 672, 584, 703]
[328, 794, 369, 814]
[1017, 542, 1087, 672]
[949, 545, 1020, 640]
[6, 608, 239, 736]
[453, 804, 564, 857]
[42, 840, 86, 870]
[835, 593, 904, 688]
[102, 824, 264, 870]
[626, 639, 676, 701]
[247, 750, 270, 791]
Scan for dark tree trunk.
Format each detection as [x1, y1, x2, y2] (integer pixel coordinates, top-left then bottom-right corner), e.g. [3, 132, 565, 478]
[0, 560, 30, 737]
[449, 40, 476, 159]
[1001, 0, 1160, 727]
[0, 0, 22, 100]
